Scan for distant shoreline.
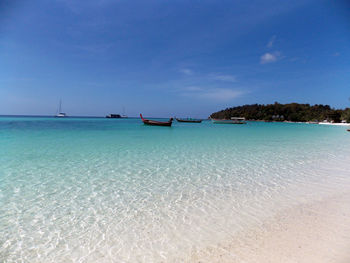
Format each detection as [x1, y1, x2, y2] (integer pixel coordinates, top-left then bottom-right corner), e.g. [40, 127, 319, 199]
[210, 102, 350, 124]
[247, 119, 350, 125]
[1, 115, 349, 125]
[318, 122, 350, 126]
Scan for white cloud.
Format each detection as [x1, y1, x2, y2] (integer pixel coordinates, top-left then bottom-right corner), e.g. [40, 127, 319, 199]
[260, 51, 281, 64]
[211, 74, 237, 82]
[180, 68, 194, 75]
[267, 35, 276, 48]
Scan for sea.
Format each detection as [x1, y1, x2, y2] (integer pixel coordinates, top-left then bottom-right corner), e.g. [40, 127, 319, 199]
[1, 117, 350, 262]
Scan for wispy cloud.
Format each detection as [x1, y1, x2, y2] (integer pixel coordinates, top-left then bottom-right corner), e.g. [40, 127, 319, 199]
[333, 52, 340, 57]
[289, 57, 300, 62]
[180, 68, 194, 75]
[267, 35, 276, 48]
[185, 86, 203, 91]
[182, 87, 244, 101]
[260, 51, 282, 64]
[73, 43, 114, 53]
[210, 74, 237, 82]
[199, 88, 243, 100]
[56, 0, 115, 14]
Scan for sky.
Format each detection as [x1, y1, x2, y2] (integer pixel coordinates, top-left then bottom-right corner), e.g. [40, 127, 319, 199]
[0, 0, 349, 117]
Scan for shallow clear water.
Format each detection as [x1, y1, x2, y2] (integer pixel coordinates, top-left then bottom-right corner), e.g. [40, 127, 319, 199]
[1, 117, 350, 262]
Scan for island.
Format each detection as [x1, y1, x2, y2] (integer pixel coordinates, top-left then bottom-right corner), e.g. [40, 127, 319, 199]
[210, 102, 350, 123]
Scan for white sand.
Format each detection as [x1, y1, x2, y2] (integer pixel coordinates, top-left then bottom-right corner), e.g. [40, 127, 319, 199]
[190, 192, 350, 263]
[319, 122, 350, 126]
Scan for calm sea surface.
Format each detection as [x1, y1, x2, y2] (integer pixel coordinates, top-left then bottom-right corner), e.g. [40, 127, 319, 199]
[1, 117, 350, 262]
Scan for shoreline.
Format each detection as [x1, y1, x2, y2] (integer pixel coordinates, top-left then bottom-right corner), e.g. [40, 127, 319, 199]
[248, 120, 350, 125]
[319, 122, 350, 126]
[191, 192, 350, 262]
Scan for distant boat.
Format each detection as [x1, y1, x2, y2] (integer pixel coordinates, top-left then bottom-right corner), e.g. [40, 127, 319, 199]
[106, 114, 121, 118]
[176, 118, 202, 123]
[140, 114, 173, 126]
[55, 99, 66, 117]
[121, 106, 128, 118]
[211, 117, 246, 124]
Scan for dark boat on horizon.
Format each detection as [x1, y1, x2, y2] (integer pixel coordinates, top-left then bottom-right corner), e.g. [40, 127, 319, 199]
[176, 118, 202, 123]
[140, 114, 173, 126]
[106, 114, 121, 118]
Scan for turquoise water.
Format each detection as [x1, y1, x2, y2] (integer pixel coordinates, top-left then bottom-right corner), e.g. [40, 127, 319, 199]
[1, 117, 350, 262]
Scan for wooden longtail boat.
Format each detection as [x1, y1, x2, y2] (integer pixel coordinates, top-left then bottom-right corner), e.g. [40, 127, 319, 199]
[140, 114, 173, 126]
[176, 118, 202, 123]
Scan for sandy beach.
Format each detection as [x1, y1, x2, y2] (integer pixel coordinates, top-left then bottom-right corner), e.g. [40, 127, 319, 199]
[319, 123, 350, 126]
[193, 192, 350, 263]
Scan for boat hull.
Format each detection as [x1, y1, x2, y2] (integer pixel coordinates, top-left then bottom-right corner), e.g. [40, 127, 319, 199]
[211, 119, 246, 124]
[106, 114, 121, 118]
[55, 113, 66, 117]
[176, 118, 202, 123]
[140, 114, 173, 126]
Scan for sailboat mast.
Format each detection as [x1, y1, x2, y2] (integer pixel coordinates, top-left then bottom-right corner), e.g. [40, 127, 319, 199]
[55, 99, 66, 117]
[59, 99, 62, 113]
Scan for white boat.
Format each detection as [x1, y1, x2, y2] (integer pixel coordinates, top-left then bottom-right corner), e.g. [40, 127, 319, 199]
[121, 106, 128, 118]
[211, 117, 246, 124]
[55, 99, 67, 117]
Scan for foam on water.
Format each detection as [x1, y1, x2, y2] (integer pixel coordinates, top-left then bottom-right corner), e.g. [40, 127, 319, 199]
[1, 117, 350, 262]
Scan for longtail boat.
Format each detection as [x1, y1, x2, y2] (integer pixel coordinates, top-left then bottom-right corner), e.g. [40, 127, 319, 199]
[176, 118, 202, 123]
[140, 114, 173, 126]
[211, 117, 246, 124]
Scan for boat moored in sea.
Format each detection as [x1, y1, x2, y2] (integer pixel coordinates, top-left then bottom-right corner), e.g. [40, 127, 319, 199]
[121, 106, 128, 118]
[176, 118, 202, 123]
[55, 99, 67, 117]
[140, 114, 173, 126]
[106, 114, 121, 118]
[211, 117, 246, 124]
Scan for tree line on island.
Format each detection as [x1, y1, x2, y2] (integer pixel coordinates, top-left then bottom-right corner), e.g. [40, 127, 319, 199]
[210, 102, 350, 123]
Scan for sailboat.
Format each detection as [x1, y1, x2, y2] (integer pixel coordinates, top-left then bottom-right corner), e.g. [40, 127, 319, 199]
[121, 106, 128, 118]
[55, 99, 67, 117]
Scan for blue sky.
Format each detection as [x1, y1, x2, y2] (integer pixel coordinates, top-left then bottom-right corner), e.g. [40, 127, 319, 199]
[1, 0, 349, 117]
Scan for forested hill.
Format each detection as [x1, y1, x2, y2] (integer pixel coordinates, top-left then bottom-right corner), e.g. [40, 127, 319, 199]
[210, 103, 350, 122]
